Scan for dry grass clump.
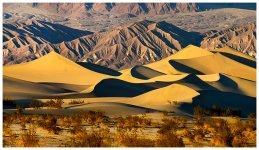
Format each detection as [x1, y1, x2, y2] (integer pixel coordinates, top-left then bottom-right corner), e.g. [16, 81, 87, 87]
[118, 129, 154, 147]
[16, 104, 24, 115]
[65, 126, 112, 147]
[158, 117, 186, 134]
[68, 99, 84, 104]
[81, 111, 107, 125]
[45, 99, 63, 109]
[20, 124, 40, 147]
[38, 115, 61, 134]
[115, 114, 153, 147]
[115, 114, 151, 131]
[194, 105, 242, 119]
[156, 131, 184, 147]
[202, 118, 255, 147]
[29, 100, 44, 109]
[155, 117, 185, 147]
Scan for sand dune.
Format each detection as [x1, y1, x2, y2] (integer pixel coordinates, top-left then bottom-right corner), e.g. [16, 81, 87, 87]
[211, 46, 256, 68]
[145, 45, 213, 74]
[212, 46, 256, 61]
[93, 78, 156, 97]
[128, 84, 200, 107]
[39, 82, 90, 92]
[3, 76, 73, 100]
[130, 65, 165, 79]
[173, 53, 256, 81]
[3, 51, 112, 85]
[3, 44, 256, 118]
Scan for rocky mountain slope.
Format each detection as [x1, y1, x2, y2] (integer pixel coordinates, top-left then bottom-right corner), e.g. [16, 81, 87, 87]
[3, 19, 256, 69]
[4, 3, 199, 17]
[201, 22, 256, 57]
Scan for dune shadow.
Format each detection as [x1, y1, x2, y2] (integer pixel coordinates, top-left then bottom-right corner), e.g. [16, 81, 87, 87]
[179, 90, 256, 117]
[169, 60, 204, 75]
[173, 73, 218, 91]
[219, 52, 256, 68]
[218, 74, 238, 89]
[131, 65, 165, 80]
[93, 78, 156, 97]
[77, 62, 121, 76]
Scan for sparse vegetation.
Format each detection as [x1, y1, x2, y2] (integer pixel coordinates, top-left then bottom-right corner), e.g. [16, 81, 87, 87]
[2, 110, 256, 147]
[65, 126, 112, 147]
[194, 105, 242, 118]
[29, 100, 44, 109]
[45, 99, 63, 109]
[16, 104, 24, 115]
[20, 124, 39, 147]
[68, 99, 84, 104]
[38, 115, 61, 134]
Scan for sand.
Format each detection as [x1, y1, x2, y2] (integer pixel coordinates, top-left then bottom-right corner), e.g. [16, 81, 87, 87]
[3, 44, 256, 117]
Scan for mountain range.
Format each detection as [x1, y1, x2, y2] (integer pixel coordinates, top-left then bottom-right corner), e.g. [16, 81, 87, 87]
[3, 19, 256, 69]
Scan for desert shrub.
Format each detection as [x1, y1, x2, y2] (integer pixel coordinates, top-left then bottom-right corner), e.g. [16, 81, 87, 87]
[82, 111, 107, 125]
[156, 131, 184, 147]
[115, 115, 153, 147]
[60, 115, 72, 129]
[66, 126, 111, 147]
[5, 128, 17, 147]
[3, 114, 14, 128]
[20, 124, 39, 147]
[203, 118, 252, 147]
[158, 117, 186, 134]
[194, 105, 204, 122]
[204, 118, 233, 146]
[69, 99, 84, 104]
[16, 104, 24, 115]
[38, 115, 61, 134]
[29, 100, 44, 109]
[118, 130, 154, 147]
[69, 113, 84, 134]
[247, 113, 256, 130]
[45, 99, 63, 109]
[155, 117, 185, 147]
[162, 111, 169, 116]
[232, 135, 247, 147]
[194, 105, 242, 119]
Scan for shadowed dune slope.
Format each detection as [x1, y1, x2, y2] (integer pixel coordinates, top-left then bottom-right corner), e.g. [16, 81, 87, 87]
[179, 90, 256, 117]
[211, 46, 256, 68]
[39, 82, 90, 92]
[130, 65, 165, 79]
[3, 76, 73, 100]
[3, 51, 112, 85]
[93, 78, 156, 97]
[77, 62, 121, 76]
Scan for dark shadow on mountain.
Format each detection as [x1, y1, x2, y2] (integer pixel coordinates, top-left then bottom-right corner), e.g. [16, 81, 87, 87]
[169, 60, 204, 75]
[179, 90, 256, 117]
[219, 52, 256, 68]
[4, 20, 93, 44]
[156, 21, 204, 47]
[131, 65, 165, 80]
[77, 62, 121, 76]
[93, 78, 156, 97]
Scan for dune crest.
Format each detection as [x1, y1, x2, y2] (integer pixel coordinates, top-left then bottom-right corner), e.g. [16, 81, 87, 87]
[3, 51, 113, 85]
